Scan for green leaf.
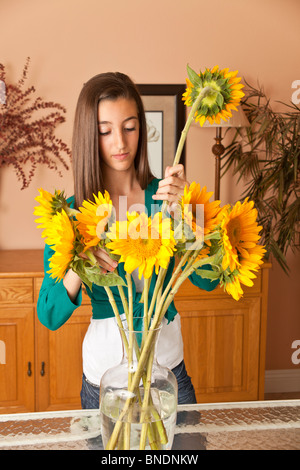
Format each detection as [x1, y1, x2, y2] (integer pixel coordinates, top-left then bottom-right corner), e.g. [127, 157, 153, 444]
[194, 268, 220, 280]
[222, 90, 231, 100]
[204, 231, 221, 240]
[211, 103, 219, 115]
[92, 271, 126, 287]
[187, 64, 201, 87]
[200, 103, 208, 115]
[205, 71, 212, 81]
[197, 77, 203, 89]
[216, 78, 227, 87]
[71, 258, 126, 289]
[216, 92, 224, 108]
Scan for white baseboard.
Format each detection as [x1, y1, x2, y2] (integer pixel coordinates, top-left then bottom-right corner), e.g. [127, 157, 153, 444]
[265, 369, 300, 393]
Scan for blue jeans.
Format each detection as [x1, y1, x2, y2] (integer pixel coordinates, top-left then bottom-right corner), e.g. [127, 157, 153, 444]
[80, 360, 197, 409]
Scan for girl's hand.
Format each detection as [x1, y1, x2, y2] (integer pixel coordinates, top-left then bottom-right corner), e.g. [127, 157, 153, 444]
[80, 247, 118, 274]
[152, 164, 189, 214]
[64, 247, 118, 301]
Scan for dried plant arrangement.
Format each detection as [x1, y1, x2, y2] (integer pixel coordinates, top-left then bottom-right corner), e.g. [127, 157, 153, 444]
[222, 81, 300, 272]
[0, 57, 71, 189]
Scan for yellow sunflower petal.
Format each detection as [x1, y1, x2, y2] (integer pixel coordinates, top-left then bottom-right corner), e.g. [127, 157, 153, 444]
[220, 199, 264, 273]
[77, 191, 113, 250]
[180, 182, 221, 243]
[107, 212, 176, 279]
[46, 210, 76, 282]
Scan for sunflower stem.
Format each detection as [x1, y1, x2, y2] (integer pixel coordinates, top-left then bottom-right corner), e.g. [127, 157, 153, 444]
[156, 253, 220, 328]
[125, 273, 134, 387]
[117, 284, 129, 319]
[139, 271, 152, 305]
[162, 86, 213, 217]
[139, 347, 155, 449]
[146, 268, 167, 329]
[105, 326, 167, 450]
[155, 267, 167, 310]
[104, 269, 168, 449]
[143, 277, 150, 328]
[104, 286, 129, 354]
[84, 249, 98, 266]
[149, 243, 200, 330]
[125, 273, 135, 449]
[174, 86, 212, 167]
[112, 285, 167, 449]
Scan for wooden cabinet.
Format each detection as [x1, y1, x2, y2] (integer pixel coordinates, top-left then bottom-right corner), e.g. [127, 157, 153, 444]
[0, 250, 270, 413]
[0, 250, 91, 413]
[35, 297, 91, 412]
[0, 304, 35, 413]
[176, 266, 270, 403]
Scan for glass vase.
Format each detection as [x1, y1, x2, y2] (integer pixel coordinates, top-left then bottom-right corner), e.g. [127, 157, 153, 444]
[99, 317, 178, 450]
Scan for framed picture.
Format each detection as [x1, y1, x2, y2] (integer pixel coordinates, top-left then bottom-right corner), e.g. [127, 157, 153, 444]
[137, 84, 186, 179]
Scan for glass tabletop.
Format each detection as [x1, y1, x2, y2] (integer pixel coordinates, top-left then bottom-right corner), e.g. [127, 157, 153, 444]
[0, 400, 299, 450]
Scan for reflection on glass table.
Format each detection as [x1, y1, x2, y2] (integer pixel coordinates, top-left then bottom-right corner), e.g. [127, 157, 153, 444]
[0, 400, 299, 450]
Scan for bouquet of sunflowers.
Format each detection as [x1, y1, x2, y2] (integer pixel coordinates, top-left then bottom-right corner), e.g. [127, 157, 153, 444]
[34, 65, 265, 450]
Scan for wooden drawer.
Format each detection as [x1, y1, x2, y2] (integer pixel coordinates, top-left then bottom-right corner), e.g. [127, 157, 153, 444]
[0, 278, 33, 304]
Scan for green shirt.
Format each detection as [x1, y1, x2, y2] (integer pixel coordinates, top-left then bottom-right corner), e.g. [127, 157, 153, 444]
[37, 178, 219, 331]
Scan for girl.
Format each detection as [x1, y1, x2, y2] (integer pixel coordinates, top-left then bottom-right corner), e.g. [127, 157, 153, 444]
[37, 72, 218, 408]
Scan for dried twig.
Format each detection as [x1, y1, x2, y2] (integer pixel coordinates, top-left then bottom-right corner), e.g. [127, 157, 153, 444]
[0, 58, 71, 189]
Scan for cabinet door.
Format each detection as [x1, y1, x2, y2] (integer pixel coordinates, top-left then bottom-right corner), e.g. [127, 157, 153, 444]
[36, 306, 91, 411]
[0, 307, 35, 413]
[178, 296, 261, 403]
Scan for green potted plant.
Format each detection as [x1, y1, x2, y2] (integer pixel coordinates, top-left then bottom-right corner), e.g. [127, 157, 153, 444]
[222, 81, 300, 273]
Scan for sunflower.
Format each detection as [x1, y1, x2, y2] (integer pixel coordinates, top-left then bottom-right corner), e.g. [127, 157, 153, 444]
[220, 198, 263, 272]
[106, 211, 176, 279]
[222, 244, 266, 300]
[218, 199, 266, 299]
[223, 275, 244, 301]
[181, 182, 222, 239]
[46, 209, 76, 281]
[34, 188, 67, 237]
[76, 190, 113, 251]
[182, 65, 244, 126]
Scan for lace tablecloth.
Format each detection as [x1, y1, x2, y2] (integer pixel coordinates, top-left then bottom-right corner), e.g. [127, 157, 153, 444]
[0, 400, 299, 450]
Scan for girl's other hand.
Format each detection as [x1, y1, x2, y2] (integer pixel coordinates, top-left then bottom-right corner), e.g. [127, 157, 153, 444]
[152, 164, 189, 214]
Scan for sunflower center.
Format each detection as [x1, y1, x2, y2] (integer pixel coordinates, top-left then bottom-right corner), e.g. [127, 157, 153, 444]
[136, 237, 161, 257]
[227, 218, 241, 247]
[203, 80, 221, 91]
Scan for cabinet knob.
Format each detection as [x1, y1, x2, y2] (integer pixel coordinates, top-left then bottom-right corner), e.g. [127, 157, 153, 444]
[27, 362, 32, 377]
[40, 361, 45, 376]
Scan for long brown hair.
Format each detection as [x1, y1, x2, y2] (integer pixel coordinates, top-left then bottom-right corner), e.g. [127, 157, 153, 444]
[72, 72, 153, 208]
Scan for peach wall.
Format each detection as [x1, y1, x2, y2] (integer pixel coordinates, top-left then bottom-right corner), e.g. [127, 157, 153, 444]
[1, 0, 299, 372]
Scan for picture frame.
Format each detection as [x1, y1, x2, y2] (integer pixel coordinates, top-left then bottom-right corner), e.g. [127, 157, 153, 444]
[137, 84, 186, 179]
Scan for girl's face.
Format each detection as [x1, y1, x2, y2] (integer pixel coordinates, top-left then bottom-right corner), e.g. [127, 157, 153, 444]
[98, 97, 140, 173]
